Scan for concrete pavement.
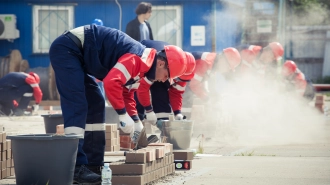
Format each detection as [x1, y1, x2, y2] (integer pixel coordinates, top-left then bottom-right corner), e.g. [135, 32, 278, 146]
[0, 112, 329, 185]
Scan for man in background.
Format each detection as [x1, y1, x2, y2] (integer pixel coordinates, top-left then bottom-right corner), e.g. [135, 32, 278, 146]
[126, 2, 154, 41]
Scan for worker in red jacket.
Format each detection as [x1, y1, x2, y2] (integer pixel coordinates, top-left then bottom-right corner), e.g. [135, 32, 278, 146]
[188, 48, 242, 103]
[49, 25, 188, 184]
[282, 60, 315, 101]
[236, 42, 284, 75]
[135, 40, 196, 124]
[0, 72, 42, 116]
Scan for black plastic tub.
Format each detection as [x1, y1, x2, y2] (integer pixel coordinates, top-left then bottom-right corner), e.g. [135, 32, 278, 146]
[7, 134, 82, 185]
[41, 114, 64, 133]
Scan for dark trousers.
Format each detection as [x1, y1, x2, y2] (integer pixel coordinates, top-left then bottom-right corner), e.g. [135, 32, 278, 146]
[135, 81, 172, 120]
[49, 34, 105, 166]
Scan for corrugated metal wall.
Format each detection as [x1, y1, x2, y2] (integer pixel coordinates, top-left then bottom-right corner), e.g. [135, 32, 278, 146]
[285, 26, 330, 81]
[0, 0, 243, 68]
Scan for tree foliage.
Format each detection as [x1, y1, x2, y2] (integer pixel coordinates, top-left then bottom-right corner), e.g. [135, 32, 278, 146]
[290, 0, 330, 25]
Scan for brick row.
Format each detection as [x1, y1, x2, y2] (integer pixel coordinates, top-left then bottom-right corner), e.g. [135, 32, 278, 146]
[112, 164, 175, 185]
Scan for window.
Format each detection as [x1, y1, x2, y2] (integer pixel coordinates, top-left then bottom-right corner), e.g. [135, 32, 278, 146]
[33, 5, 74, 53]
[149, 5, 182, 47]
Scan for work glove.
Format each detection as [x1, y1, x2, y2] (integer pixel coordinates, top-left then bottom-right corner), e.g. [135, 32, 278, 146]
[175, 113, 184, 120]
[145, 111, 157, 126]
[118, 113, 134, 134]
[32, 104, 39, 112]
[156, 120, 165, 130]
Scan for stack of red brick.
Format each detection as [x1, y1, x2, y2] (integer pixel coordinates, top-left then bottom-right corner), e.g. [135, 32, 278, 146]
[315, 95, 325, 113]
[0, 126, 14, 179]
[105, 124, 120, 152]
[110, 143, 175, 185]
[119, 130, 135, 150]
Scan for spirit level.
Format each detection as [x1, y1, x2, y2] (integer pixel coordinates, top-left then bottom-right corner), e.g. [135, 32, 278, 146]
[174, 160, 192, 170]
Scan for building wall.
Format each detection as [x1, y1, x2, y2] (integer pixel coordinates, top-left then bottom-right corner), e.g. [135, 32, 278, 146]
[0, 0, 243, 68]
[285, 26, 330, 80]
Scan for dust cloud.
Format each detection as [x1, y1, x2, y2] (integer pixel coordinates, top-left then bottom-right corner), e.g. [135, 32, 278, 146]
[187, 1, 329, 148]
[193, 70, 328, 148]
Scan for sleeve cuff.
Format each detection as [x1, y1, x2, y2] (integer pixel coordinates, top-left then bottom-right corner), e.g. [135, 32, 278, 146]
[115, 108, 127, 115]
[173, 110, 181, 115]
[144, 105, 153, 112]
[130, 115, 139, 122]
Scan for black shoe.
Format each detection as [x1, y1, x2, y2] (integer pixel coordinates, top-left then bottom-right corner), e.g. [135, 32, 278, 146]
[73, 165, 101, 185]
[87, 165, 102, 175]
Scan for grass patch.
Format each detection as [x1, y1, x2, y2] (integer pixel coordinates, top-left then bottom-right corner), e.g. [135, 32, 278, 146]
[234, 150, 276, 157]
[234, 150, 255, 156]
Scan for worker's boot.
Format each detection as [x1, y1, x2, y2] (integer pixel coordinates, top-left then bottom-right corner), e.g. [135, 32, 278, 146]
[73, 165, 101, 185]
[87, 165, 102, 175]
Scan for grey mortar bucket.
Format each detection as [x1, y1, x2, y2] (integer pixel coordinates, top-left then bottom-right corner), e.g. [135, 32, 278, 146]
[161, 120, 194, 149]
[7, 134, 83, 185]
[41, 114, 64, 133]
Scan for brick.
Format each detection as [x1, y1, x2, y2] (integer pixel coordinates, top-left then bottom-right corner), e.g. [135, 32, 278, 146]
[170, 154, 174, 163]
[1, 169, 7, 179]
[171, 163, 175, 173]
[116, 130, 120, 139]
[6, 160, 10, 167]
[139, 148, 155, 162]
[113, 145, 120, 151]
[56, 124, 64, 134]
[0, 141, 7, 151]
[173, 150, 194, 160]
[105, 124, 118, 133]
[148, 143, 173, 154]
[6, 167, 10, 177]
[5, 140, 10, 150]
[105, 139, 117, 147]
[10, 167, 14, 176]
[126, 151, 146, 163]
[316, 95, 325, 101]
[146, 146, 164, 159]
[105, 146, 112, 151]
[110, 162, 146, 175]
[120, 142, 132, 149]
[120, 135, 131, 143]
[315, 100, 324, 105]
[112, 175, 146, 185]
[1, 151, 6, 161]
[0, 133, 3, 143]
[145, 162, 152, 172]
[0, 161, 5, 170]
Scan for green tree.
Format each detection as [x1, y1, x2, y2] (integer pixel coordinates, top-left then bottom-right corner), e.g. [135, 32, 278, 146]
[290, 0, 330, 25]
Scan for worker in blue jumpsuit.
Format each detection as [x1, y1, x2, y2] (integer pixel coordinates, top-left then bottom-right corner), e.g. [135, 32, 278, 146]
[49, 25, 147, 184]
[49, 24, 186, 184]
[0, 72, 42, 116]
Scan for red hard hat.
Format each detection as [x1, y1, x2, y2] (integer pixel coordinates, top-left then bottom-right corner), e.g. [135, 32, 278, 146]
[268, 42, 284, 60]
[178, 52, 196, 81]
[183, 52, 196, 75]
[248, 45, 262, 54]
[29, 72, 40, 84]
[241, 45, 262, 64]
[223, 47, 241, 71]
[164, 45, 187, 79]
[282, 60, 297, 76]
